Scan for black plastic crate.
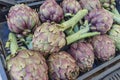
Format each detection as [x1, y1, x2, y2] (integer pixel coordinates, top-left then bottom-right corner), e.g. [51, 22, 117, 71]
[0, 0, 120, 80]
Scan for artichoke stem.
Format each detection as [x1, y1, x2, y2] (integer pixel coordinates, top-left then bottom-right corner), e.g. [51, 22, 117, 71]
[5, 41, 10, 48]
[112, 8, 119, 15]
[106, 9, 120, 24]
[66, 25, 91, 45]
[9, 33, 19, 54]
[66, 32, 100, 45]
[61, 9, 88, 31]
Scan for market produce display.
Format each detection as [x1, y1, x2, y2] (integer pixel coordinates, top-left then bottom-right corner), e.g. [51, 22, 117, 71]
[4, 0, 120, 80]
[32, 10, 100, 57]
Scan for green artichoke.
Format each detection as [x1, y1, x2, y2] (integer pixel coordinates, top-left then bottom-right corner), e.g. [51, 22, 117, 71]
[48, 51, 79, 80]
[61, 0, 82, 14]
[68, 41, 94, 72]
[100, 0, 116, 11]
[91, 35, 115, 61]
[39, 0, 64, 23]
[7, 4, 40, 34]
[86, 9, 113, 34]
[6, 33, 48, 80]
[79, 0, 101, 11]
[109, 24, 120, 51]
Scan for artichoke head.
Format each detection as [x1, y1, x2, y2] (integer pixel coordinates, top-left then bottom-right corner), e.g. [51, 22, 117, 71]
[39, 0, 64, 23]
[48, 51, 79, 80]
[32, 22, 66, 57]
[7, 4, 40, 34]
[91, 35, 115, 61]
[86, 9, 113, 34]
[100, 0, 116, 11]
[68, 41, 94, 72]
[7, 50, 48, 80]
[61, 0, 82, 14]
[79, 0, 101, 11]
[109, 24, 120, 51]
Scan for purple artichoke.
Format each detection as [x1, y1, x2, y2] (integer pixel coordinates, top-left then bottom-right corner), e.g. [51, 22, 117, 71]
[86, 9, 113, 34]
[79, 0, 101, 11]
[7, 50, 48, 80]
[68, 41, 94, 72]
[91, 35, 115, 61]
[7, 4, 40, 34]
[61, 0, 82, 14]
[39, 0, 64, 23]
[48, 51, 79, 80]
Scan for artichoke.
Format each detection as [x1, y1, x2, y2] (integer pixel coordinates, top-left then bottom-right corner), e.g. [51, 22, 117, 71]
[6, 33, 48, 80]
[7, 4, 40, 34]
[7, 50, 48, 80]
[61, 0, 82, 14]
[79, 0, 101, 11]
[32, 22, 66, 57]
[109, 24, 120, 51]
[48, 51, 79, 80]
[39, 0, 64, 23]
[100, 0, 116, 11]
[91, 35, 115, 61]
[86, 9, 113, 34]
[68, 41, 94, 72]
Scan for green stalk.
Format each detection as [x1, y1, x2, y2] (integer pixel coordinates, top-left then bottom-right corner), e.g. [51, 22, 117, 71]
[106, 9, 120, 24]
[9, 33, 19, 54]
[66, 32, 100, 45]
[61, 9, 88, 31]
[112, 8, 119, 15]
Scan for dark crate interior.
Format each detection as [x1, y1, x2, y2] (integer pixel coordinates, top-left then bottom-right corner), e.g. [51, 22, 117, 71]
[0, 0, 120, 80]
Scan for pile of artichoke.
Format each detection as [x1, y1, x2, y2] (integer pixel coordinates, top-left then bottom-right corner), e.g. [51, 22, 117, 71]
[4, 0, 120, 80]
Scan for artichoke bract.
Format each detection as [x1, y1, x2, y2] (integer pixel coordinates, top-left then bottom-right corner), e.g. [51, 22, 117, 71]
[91, 35, 115, 61]
[86, 9, 113, 34]
[39, 0, 63, 23]
[6, 33, 48, 80]
[48, 51, 79, 80]
[68, 41, 94, 72]
[79, 0, 101, 11]
[109, 25, 120, 51]
[61, 0, 82, 14]
[7, 4, 40, 34]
